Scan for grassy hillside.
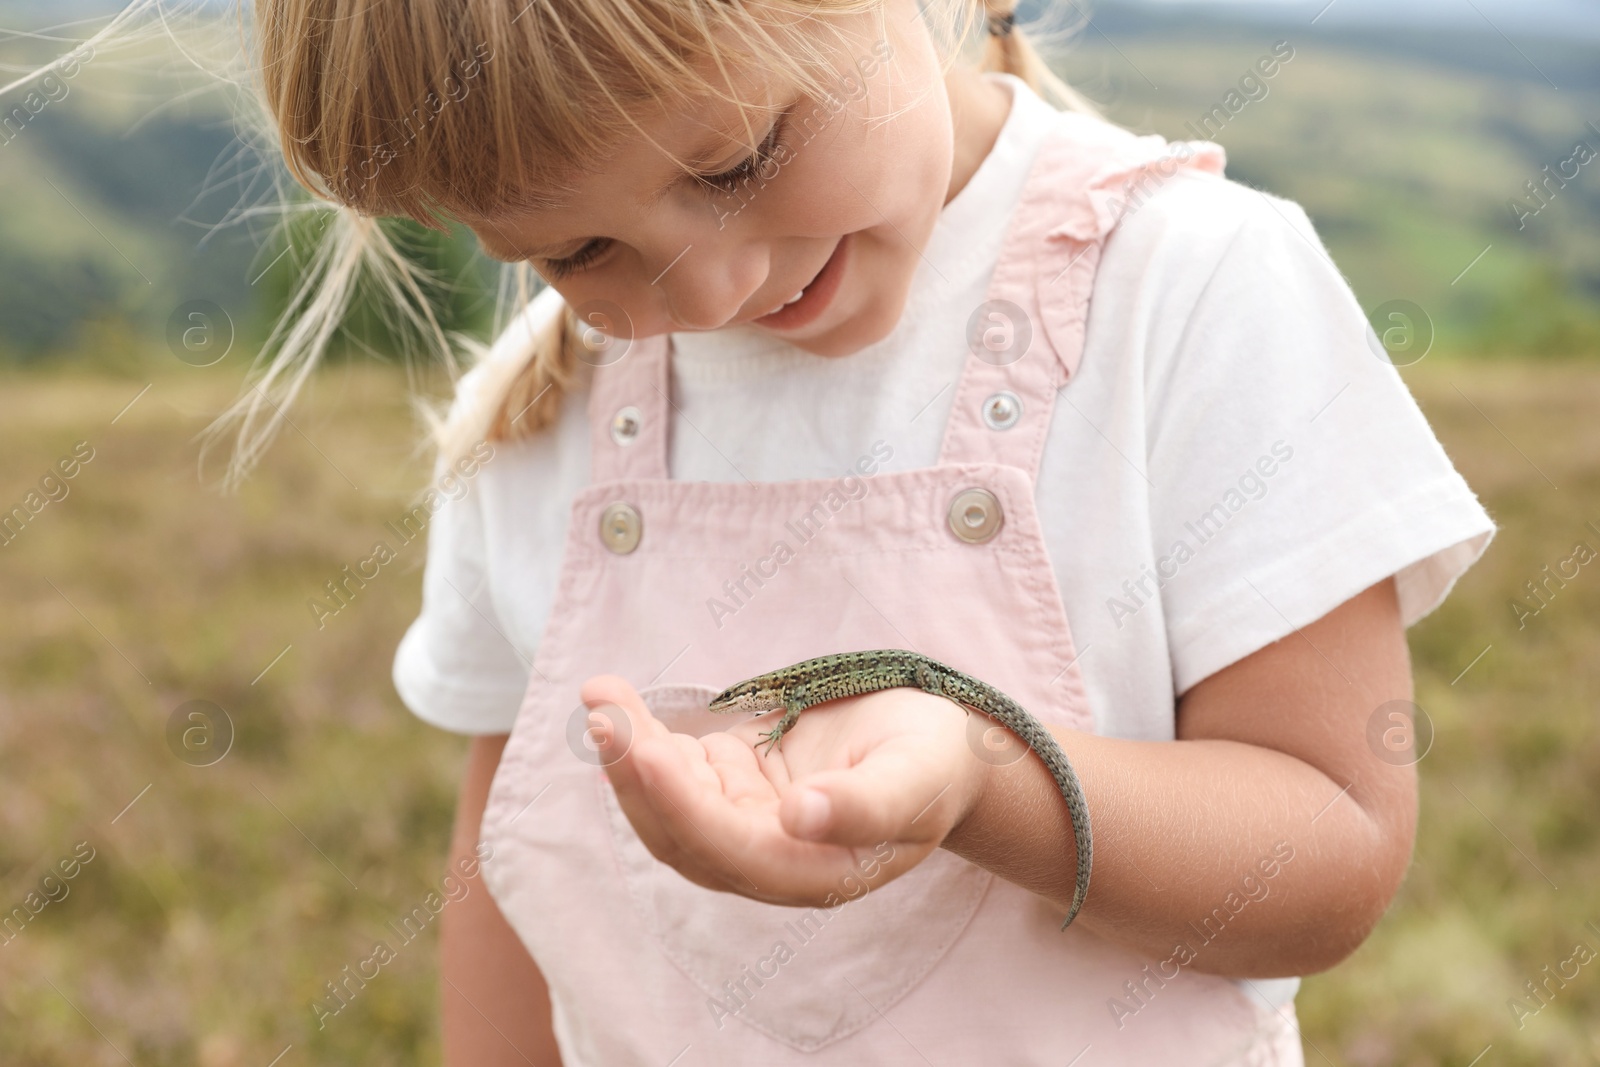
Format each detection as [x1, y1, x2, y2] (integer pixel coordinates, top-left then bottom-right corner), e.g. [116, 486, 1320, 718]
[0, 32, 258, 359]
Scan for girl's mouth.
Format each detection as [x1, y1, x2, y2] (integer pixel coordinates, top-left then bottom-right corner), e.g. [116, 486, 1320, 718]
[752, 235, 850, 331]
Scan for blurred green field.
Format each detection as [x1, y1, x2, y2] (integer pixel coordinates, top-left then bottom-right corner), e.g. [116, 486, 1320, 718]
[1, 353, 1596, 1065]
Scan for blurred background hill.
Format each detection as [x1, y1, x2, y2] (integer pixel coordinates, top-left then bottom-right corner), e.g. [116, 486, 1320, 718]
[1066, 0, 1600, 357]
[0, 5, 495, 369]
[2, 0, 1600, 363]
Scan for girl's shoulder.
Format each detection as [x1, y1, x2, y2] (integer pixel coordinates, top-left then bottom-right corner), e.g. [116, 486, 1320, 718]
[1028, 107, 1307, 290]
[1114, 163, 1313, 260]
[1077, 142, 1340, 344]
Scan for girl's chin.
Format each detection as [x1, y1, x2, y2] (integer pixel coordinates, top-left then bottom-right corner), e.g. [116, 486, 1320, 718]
[786, 296, 903, 358]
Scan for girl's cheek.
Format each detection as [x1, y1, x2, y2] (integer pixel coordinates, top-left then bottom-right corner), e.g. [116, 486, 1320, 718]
[769, 108, 932, 235]
[780, 159, 879, 233]
[846, 79, 949, 217]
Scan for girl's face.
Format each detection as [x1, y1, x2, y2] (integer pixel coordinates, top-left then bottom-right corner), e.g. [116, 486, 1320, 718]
[462, 0, 961, 358]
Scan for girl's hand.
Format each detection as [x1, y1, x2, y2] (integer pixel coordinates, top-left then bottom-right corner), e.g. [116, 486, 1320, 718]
[582, 674, 992, 907]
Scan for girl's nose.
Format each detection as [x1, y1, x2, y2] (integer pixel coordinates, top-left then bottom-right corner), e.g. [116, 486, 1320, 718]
[649, 235, 770, 332]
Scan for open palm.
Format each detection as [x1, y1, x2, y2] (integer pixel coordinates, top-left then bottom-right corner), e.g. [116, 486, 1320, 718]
[583, 673, 986, 907]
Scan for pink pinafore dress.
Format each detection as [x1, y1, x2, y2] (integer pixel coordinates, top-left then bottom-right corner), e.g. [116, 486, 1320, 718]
[479, 113, 1306, 1066]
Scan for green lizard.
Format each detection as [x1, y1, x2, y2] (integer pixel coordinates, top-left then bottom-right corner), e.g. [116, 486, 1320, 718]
[707, 649, 1093, 929]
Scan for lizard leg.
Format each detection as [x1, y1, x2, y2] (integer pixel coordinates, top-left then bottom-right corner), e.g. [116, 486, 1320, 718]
[757, 690, 807, 756]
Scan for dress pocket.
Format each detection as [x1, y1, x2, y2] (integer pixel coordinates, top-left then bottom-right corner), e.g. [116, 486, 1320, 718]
[600, 684, 994, 1051]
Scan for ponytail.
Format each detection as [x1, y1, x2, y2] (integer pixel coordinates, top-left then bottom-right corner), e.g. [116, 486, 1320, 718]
[426, 279, 579, 467]
[976, 0, 1100, 116]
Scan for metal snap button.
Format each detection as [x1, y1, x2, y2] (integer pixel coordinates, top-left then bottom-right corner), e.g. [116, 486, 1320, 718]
[982, 391, 1022, 431]
[947, 488, 1003, 544]
[599, 501, 642, 554]
[610, 405, 642, 446]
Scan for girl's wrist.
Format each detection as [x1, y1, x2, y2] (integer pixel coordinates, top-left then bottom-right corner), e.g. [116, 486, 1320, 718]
[943, 709, 1000, 847]
[941, 718, 1089, 916]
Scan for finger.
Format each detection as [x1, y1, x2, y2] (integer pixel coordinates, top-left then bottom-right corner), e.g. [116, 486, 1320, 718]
[635, 733, 872, 903]
[580, 678, 770, 890]
[580, 675, 696, 865]
[780, 739, 962, 847]
[577, 674, 670, 768]
[701, 729, 792, 803]
[628, 738, 778, 896]
[628, 738, 761, 892]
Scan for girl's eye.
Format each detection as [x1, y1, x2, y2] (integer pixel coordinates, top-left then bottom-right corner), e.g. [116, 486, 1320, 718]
[537, 112, 789, 279]
[541, 239, 612, 281]
[698, 114, 788, 194]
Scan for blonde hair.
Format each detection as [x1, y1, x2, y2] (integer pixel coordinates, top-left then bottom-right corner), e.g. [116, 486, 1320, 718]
[73, 0, 1096, 482]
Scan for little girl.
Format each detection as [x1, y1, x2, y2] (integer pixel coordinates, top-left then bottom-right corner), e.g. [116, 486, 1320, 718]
[238, 0, 1495, 1062]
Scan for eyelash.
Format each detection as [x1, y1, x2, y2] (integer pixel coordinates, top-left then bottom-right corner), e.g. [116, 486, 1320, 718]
[541, 240, 609, 281]
[697, 114, 788, 194]
[541, 114, 789, 281]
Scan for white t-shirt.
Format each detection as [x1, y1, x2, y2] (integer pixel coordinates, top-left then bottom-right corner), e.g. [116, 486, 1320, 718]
[393, 73, 1494, 743]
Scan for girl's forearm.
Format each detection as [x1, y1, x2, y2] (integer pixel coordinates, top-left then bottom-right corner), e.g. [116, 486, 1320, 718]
[942, 579, 1416, 977]
[941, 727, 1414, 977]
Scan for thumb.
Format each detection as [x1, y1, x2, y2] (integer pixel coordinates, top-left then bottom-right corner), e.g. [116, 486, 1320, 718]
[779, 743, 962, 847]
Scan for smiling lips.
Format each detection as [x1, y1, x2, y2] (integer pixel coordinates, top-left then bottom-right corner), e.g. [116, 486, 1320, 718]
[751, 235, 850, 331]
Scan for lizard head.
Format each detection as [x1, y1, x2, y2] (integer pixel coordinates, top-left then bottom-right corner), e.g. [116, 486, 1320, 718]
[707, 676, 785, 715]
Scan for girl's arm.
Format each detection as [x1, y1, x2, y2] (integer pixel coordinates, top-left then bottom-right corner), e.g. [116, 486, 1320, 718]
[442, 734, 565, 1066]
[942, 575, 1417, 977]
[594, 577, 1414, 981]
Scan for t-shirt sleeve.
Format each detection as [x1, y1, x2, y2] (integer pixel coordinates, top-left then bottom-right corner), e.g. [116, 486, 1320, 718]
[391, 456, 532, 733]
[1142, 184, 1497, 696]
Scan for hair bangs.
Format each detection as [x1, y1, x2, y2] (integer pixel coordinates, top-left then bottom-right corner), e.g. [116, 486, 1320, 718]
[261, 0, 884, 228]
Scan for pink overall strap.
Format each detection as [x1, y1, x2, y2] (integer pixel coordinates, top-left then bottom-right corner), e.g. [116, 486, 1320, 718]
[588, 332, 672, 482]
[938, 117, 1225, 481]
